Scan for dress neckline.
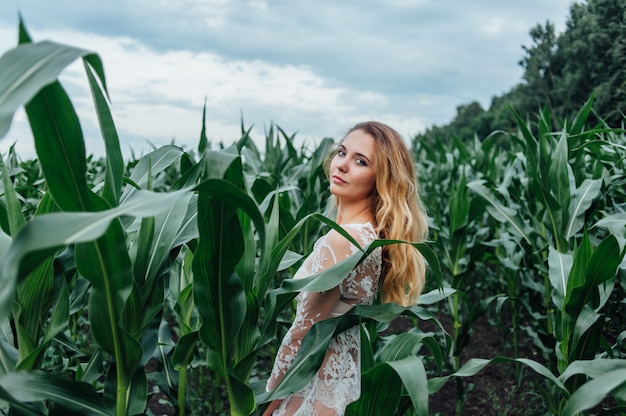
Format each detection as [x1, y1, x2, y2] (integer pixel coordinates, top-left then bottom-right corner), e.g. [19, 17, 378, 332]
[340, 221, 374, 228]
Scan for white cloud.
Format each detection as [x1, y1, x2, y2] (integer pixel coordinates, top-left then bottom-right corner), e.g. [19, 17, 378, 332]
[0, 0, 575, 160]
[1, 25, 388, 158]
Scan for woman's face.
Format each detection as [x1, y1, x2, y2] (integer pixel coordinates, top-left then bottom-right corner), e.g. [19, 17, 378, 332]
[329, 129, 377, 203]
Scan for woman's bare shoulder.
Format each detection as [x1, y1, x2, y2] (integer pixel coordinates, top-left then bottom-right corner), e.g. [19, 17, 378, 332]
[326, 222, 375, 248]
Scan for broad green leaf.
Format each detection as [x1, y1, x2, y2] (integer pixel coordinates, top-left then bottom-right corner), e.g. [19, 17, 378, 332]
[418, 287, 456, 305]
[467, 179, 531, 244]
[387, 357, 429, 416]
[120, 145, 186, 202]
[139, 192, 193, 282]
[41, 276, 69, 343]
[192, 155, 259, 415]
[204, 146, 241, 180]
[228, 374, 256, 416]
[0, 382, 42, 415]
[126, 369, 148, 416]
[0, 189, 189, 368]
[565, 234, 624, 311]
[75, 219, 142, 382]
[0, 370, 110, 415]
[171, 331, 199, 371]
[15, 201, 57, 344]
[345, 363, 402, 416]
[427, 356, 568, 397]
[193, 198, 245, 355]
[0, 41, 102, 140]
[77, 349, 104, 384]
[450, 168, 469, 233]
[548, 131, 570, 234]
[548, 246, 572, 309]
[375, 332, 432, 362]
[565, 178, 602, 240]
[84, 60, 123, 206]
[233, 292, 261, 379]
[0, 227, 11, 261]
[561, 368, 626, 416]
[594, 212, 626, 234]
[14, 256, 54, 363]
[559, 359, 626, 383]
[193, 178, 266, 248]
[0, 340, 18, 374]
[131, 216, 155, 284]
[25, 79, 90, 212]
[278, 250, 304, 271]
[236, 209, 257, 292]
[570, 304, 602, 358]
[564, 229, 593, 312]
[0, 154, 25, 235]
[172, 194, 199, 247]
[570, 95, 594, 135]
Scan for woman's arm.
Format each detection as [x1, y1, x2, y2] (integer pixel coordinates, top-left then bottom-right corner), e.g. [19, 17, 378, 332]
[265, 229, 355, 391]
[262, 400, 282, 416]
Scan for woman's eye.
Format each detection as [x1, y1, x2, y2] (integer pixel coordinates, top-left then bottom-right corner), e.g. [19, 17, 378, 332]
[337, 149, 346, 156]
[356, 159, 367, 166]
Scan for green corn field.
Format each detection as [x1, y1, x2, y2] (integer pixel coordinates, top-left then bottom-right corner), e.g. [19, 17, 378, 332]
[0, 18, 624, 416]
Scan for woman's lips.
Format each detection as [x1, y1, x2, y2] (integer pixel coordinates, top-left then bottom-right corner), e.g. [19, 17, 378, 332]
[332, 175, 346, 184]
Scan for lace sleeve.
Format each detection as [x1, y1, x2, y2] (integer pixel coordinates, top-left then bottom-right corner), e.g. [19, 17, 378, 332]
[266, 229, 357, 391]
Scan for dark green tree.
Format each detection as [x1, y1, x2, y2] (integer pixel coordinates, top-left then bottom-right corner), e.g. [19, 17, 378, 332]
[518, 21, 558, 111]
[413, 0, 626, 147]
[552, 0, 626, 125]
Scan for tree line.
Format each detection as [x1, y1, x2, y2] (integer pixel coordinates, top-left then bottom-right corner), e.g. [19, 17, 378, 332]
[415, 0, 626, 145]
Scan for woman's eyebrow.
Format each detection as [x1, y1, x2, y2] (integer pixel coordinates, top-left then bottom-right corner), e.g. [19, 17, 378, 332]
[339, 144, 372, 163]
[354, 151, 372, 163]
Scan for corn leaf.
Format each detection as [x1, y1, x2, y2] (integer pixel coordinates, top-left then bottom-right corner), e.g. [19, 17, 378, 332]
[565, 234, 624, 311]
[450, 168, 469, 233]
[345, 363, 402, 416]
[0, 370, 110, 415]
[565, 178, 602, 240]
[376, 332, 437, 363]
[594, 212, 626, 234]
[428, 356, 568, 396]
[0, 40, 102, 140]
[549, 131, 570, 229]
[192, 152, 265, 415]
[21, 52, 93, 213]
[467, 179, 531, 244]
[561, 368, 626, 416]
[0, 155, 25, 235]
[0, 189, 190, 329]
[548, 246, 572, 309]
[120, 145, 186, 202]
[83, 60, 123, 206]
[387, 357, 429, 416]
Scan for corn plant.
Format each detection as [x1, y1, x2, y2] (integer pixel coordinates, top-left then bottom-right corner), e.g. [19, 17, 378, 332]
[0, 19, 207, 415]
[464, 99, 626, 413]
[412, 133, 507, 414]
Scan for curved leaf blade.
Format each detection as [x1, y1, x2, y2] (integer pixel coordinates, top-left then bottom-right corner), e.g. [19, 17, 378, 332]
[0, 41, 99, 140]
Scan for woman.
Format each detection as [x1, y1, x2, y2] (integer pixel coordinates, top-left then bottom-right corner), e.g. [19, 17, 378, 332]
[264, 121, 428, 416]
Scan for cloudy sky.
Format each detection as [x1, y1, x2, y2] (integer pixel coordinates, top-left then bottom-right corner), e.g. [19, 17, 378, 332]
[0, 0, 573, 159]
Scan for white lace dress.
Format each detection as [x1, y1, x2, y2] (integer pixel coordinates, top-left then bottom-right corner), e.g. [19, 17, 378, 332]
[266, 222, 382, 416]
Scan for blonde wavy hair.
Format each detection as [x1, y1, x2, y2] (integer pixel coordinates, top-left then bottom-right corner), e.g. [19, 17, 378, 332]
[329, 121, 429, 306]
